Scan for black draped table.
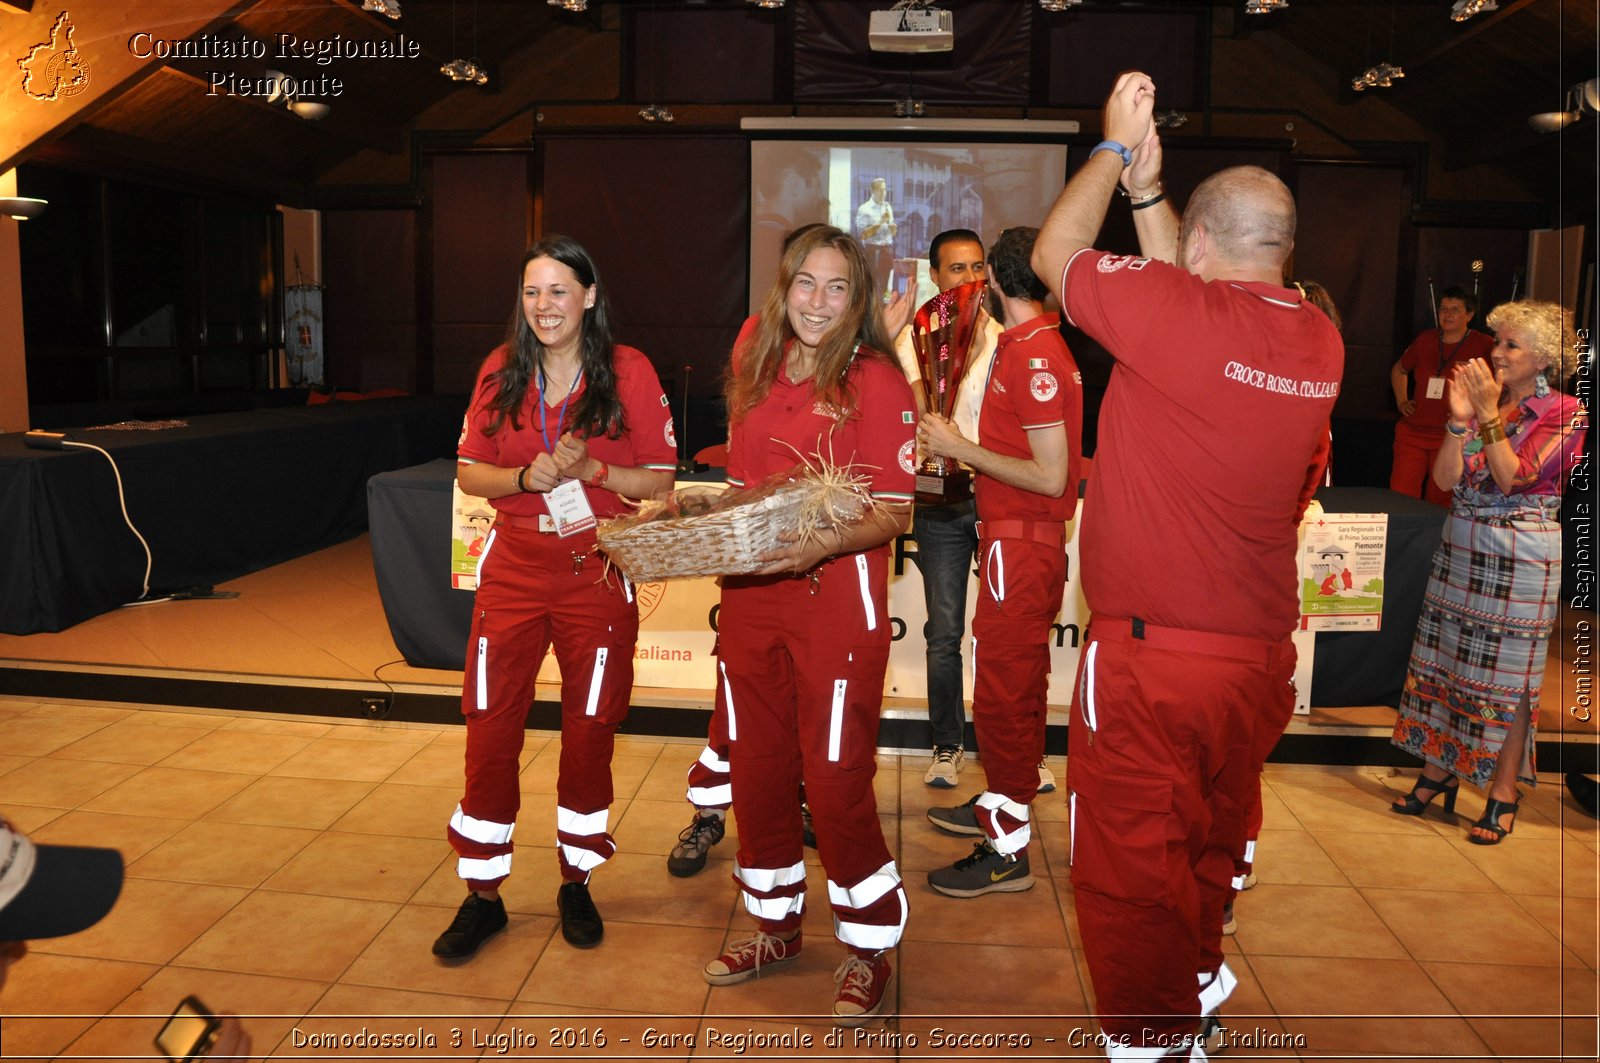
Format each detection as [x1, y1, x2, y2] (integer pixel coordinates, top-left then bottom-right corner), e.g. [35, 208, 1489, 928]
[1309, 485, 1447, 708]
[0, 396, 466, 634]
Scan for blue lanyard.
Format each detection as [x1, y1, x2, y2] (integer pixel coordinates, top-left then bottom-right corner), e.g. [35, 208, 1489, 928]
[537, 365, 582, 454]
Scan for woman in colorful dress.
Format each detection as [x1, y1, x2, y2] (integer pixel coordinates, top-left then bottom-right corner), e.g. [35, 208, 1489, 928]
[701, 225, 916, 1024]
[1389, 300, 1588, 844]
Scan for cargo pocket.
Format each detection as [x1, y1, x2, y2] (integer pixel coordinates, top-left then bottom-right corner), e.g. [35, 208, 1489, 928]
[1068, 767, 1175, 907]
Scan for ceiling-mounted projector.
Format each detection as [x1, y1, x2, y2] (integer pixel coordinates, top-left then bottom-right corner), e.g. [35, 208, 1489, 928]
[868, 4, 953, 53]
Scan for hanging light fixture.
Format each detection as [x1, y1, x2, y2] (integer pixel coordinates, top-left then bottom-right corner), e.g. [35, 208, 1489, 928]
[442, 0, 489, 85]
[0, 197, 47, 221]
[263, 70, 332, 119]
[746, 0, 786, 8]
[1245, 0, 1290, 12]
[1038, 0, 1085, 11]
[1351, 62, 1405, 91]
[361, 0, 402, 19]
[548, 0, 588, 11]
[1449, 0, 1498, 21]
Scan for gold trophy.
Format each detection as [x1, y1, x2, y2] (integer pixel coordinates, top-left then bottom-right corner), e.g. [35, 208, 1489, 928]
[910, 279, 986, 505]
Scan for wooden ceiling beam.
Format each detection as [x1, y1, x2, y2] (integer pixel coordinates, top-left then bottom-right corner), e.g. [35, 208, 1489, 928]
[0, 0, 273, 173]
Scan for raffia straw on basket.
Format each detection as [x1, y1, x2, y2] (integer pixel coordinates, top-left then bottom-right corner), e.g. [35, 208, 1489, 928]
[596, 457, 875, 583]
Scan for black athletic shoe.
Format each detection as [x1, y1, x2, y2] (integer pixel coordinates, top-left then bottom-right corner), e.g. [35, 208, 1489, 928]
[557, 881, 604, 948]
[431, 893, 507, 959]
[667, 810, 726, 878]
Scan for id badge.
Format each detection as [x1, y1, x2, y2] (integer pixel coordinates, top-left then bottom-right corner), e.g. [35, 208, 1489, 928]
[1424, 376, 1446, 400]
[546, 479, 597, 537]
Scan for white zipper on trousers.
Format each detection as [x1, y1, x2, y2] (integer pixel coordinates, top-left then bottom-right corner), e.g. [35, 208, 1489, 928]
[585, 647, 608, 716]
[477, 528, 497, 577]
[1080, 639, 1099, 734]
[1068, 791, 1077, 866]
[854, 554, 876, 631]
[828, 679, 847, 762]
[475, 635, 489, 711]
[720, 659, 738, 741]
[984, 541, 1005, 602]
[621, 574, 634, 603]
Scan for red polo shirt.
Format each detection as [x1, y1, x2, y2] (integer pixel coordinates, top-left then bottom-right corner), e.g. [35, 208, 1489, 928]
[457, 343, 678, 520]
[1062, 250, 1345, 640]
[727, 346, 916, 504]
[1398, 327, 1493, 431]
[975, 313, 1082, 523]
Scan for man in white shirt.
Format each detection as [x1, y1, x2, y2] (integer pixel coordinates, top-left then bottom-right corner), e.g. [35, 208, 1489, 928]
[896, 229, 1056, 794]
[855, 177, 897, 299]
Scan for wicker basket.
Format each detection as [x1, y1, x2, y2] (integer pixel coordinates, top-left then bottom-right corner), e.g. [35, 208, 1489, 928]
[597, 471, 870, 583]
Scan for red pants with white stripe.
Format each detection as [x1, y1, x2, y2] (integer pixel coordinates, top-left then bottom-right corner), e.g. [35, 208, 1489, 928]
[719, 553, 907, 955]
[1234, 670, 1297, 901]
[684, 643, 733, 811]
[1068, 615, 1294, 1047]
[448, 522, 638, 890]
[969, 533, 1066, 855]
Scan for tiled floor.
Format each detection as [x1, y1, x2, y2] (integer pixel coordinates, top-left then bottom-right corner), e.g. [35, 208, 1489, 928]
[0, 537, 1597, 1060]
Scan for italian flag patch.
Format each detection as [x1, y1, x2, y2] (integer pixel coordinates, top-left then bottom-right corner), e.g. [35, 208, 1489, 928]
[1028, 358, 1048, 368]
[902, 411, 915, 423]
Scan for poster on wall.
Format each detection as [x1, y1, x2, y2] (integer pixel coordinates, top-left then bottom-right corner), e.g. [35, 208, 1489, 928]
[285, 284, 325, 388]
[1299, 513, 1389, 631]
[450, 482, 493, 591]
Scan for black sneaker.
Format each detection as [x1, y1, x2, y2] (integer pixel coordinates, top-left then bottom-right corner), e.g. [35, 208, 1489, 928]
[557, 881, 604, 948]
[667, 810, 726, 878]
[926, 793, 985, 837]
[431, 893, 507, 959]
[927, 841, 1034, 898]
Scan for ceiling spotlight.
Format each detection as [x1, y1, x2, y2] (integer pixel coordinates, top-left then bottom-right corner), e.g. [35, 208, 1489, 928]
[441, 57, 488, 85]
[637, 103, 674, 123]
[262, 70, 334, 119]
[1154, 109, 1188, 130]
[1245, 0, 1290, 12]
[1351, 62, 1404, 91]
[1038, 0, 1085, 11]
[747, 0, 786, 8]
[892, 97, 926, 118]
[361, 0, 402, 19]
[1528, 78, 1599, 133]
[0, 197, 47, 221]
[1449, 0, 1498, 21]
[548, 0, 588, 10]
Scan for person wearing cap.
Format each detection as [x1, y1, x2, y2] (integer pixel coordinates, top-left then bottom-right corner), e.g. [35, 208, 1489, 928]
[0, 812, 125, 991]
[0, 814, 254, 1058]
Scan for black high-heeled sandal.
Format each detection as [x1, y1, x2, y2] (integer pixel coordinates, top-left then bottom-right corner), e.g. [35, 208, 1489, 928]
[1468, 792, 1521, 845]
[1391, 772, 1459, 816]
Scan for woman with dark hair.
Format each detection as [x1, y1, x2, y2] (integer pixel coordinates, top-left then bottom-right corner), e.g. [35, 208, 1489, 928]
[701, 226, 916, 1025]
[433, 235, 677, 960]
[1389, 300, 1589, 844]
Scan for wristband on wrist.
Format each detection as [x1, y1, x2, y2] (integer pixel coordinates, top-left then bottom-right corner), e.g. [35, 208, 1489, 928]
[1130, 192, 1166, 211]
[585, 460, 610, 489]
[1117, 184, 1163, 202]
[1445, 421, 1470, 437]
[1089, 140, 1133, 167]
[1479, 421, 1507, 445]
[515, 465, 531, 492]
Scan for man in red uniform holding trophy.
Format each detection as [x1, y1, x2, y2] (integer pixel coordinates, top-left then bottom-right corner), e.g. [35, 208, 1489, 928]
[917, 226, 1082, 897]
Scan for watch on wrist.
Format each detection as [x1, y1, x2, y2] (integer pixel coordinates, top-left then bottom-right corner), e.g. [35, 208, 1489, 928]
[1089, 140, 1133, 167]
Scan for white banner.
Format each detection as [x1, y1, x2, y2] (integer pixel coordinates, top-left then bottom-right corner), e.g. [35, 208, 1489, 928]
[536, 509, 1092, 701]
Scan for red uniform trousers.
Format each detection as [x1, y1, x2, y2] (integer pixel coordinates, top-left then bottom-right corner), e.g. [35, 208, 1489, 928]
[719, 556, 908, 955]
[1390, 421, 1451, 505]
[1068, 615, 1294, 1047]
[448, 520, 638, 890]
[970, 528, 1067, 855]
[684, 644, 733, 812]
[1234, 669, 1297, 897]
